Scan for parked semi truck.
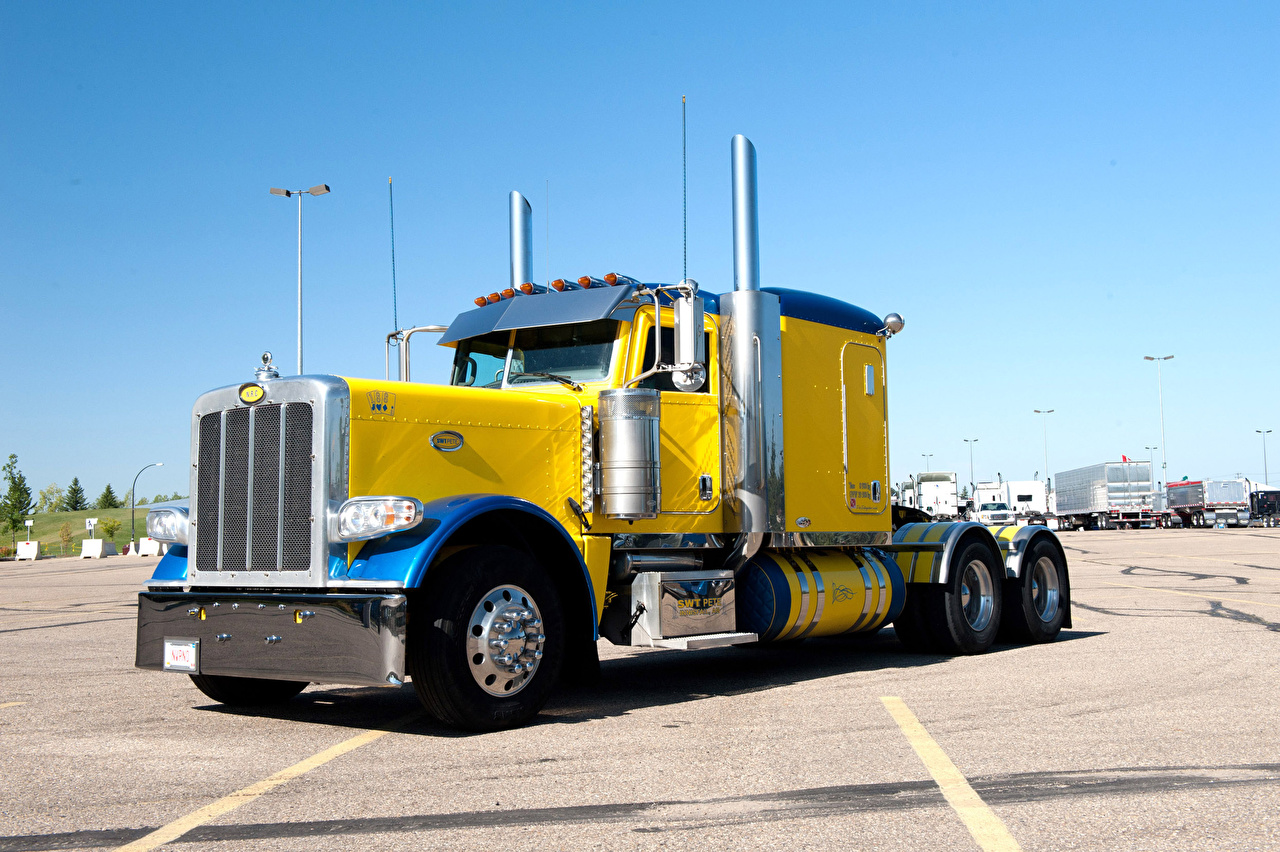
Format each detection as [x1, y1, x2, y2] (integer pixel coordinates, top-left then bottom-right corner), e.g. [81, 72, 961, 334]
[1249, 488, 1279, 527]
[915, 472, 960, 519]
[1167, 479, 1250, 527]
[135, 136, 1071, 731]
[1054, 461, 1160, 529]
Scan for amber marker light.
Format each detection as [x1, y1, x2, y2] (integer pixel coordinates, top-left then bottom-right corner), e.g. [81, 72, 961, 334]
[198, 607, 206, 621]
[501, 288, 515, 299]
[474, 296, 488, 307]
[604, 273, 620, 286]
[520, 282, 535, 294]
[487, 293, 501, 304]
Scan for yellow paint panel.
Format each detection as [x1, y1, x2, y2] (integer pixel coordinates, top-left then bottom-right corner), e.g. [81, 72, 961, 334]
[581, 535, 612, 620]
[780, 317, 889, 534]
[342, 378, 581, 565]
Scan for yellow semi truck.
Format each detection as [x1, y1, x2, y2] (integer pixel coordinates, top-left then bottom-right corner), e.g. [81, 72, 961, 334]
[136, 136, 1070, 731]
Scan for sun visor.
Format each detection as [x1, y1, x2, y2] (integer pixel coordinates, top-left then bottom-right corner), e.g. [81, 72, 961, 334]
[438, 285, 636, 345]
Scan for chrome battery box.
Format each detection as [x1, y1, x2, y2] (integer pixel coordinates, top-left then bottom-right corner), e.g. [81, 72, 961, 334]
[632, 569, 736, 640]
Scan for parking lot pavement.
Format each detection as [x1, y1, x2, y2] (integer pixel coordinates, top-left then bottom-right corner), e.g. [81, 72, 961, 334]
[1, 529, 1278, 851]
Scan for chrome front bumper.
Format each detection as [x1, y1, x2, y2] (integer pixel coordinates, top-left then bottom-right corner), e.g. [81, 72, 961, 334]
[136, 591, 406, 687]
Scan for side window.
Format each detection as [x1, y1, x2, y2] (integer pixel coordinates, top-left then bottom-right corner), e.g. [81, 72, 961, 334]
[636, 327, 712, 393]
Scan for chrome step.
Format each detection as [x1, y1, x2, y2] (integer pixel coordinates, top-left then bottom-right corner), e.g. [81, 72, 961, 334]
[650, 632, 758, 650]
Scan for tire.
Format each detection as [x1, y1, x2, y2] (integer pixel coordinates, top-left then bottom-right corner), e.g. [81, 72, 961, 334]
[999, 540, 1067, 644]
[408, 545, 563, 732]
[189, 674, 307, 706]
[920, 541, 1003, 655]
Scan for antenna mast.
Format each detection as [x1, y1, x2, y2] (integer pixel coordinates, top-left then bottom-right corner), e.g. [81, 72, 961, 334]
[389, 177, 398, 334]
[682, 95, 687, 284]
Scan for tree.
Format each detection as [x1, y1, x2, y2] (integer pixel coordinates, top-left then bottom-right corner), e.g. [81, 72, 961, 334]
[95, 484, 122, 509]
[36, 482, 64, 513]
[960, 485, 970, 499]
[64, 477, 88, 511]
[2, 454, 35, 550]
[136, 496, 149, 506]
[59, 521, 72, 553]
[101, 518, 122, 541]
[120, 488, 133, 510]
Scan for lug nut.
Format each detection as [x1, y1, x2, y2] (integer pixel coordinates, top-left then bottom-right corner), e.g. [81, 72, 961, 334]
[522, 649, 543, 660]
[509, 663, 525, 674]
[522, 617, 542, 629]
[488, 638, 509, 650]
[528, 633, 546, 643]
[494, 653, 516, 665]
[492, 620, 513, 634]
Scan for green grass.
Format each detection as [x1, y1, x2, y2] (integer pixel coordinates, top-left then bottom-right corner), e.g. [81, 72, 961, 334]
[3, 505, 174, 557]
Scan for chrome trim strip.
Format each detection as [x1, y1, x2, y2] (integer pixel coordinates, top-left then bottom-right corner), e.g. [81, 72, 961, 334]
[244, 407, 256, 570]
[215, 411, 227, 573]
[770, 531, 892, 548]
[795, 553, 825, 639]
[847, 552, 874, 632]
[867, 554, 888, 619]
[779, 553, 810, 641]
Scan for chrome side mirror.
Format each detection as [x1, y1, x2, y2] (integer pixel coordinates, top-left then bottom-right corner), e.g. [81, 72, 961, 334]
[671, 280, 706, 392]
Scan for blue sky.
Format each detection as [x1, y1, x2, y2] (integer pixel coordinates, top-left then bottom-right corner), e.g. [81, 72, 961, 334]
[2, 1, 1277, 502]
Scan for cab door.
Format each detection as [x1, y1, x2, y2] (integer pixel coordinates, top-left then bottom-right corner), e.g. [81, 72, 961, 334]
[841, 341, 888, 517]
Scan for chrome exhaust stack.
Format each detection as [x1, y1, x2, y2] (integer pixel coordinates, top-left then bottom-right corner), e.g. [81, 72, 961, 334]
[509, 191, 533, 291]
[720, 135, 786, 553]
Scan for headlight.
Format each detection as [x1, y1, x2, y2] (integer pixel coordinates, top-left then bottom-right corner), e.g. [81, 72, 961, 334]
[335, 497, 423, 542]
[146, 507, 189, 544]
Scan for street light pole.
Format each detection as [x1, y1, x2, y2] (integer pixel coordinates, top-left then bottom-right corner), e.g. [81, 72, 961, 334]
[1033, 409, 1054, 488]
[1259, 430, 1273, 486]
[130, 462, 164, 550]
[1143, 355, 1174, 484]
[963, 438, 978, 495]
[921, 453, 933, 472]
[271, 184, 331, 375]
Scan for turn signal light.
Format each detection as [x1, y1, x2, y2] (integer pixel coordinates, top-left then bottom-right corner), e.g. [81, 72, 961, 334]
[551, 278, 580, 291]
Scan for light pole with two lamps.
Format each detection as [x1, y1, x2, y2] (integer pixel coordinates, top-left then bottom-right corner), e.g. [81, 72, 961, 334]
[270, 184, 331, 375]
[921, 453, 933, 472]
[1259, 430, 1272, 486]
[130, 462, 163, 553]
[1143, 355, 1173, 484]
[963, 438, 978, 497]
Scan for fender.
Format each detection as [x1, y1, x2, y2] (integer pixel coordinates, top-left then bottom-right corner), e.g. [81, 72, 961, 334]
[889, 521, 1003, 584]
[986, 524, 1072, 628]
[345, 493, 598, 635]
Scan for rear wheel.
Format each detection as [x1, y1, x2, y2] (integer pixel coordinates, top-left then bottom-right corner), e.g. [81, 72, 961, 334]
[409, 545, 563, 731]
[891, 584, 939, 653]
[999, 540, 1067, 644]
[189, 674, 307, 706]
[926, 542, 1003, 654]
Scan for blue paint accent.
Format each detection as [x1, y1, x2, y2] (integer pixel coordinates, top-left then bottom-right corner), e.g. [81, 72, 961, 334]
[872, 549, 908, 625]
[148, 546, 188, 582]
[344, 494, 598, 637]
[758, 288, 882, 335]
[738, 552, 790, 641]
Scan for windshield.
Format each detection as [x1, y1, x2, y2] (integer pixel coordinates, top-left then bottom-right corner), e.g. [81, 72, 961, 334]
[451, 321, 618, 388]
[981, 503, 1010, 511]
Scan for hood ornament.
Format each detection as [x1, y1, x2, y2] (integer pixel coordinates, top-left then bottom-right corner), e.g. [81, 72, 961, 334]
[255, 351, 280, 381]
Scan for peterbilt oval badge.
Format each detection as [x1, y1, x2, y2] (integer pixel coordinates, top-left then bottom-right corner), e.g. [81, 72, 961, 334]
[238, 383, 265, 405]
[430, 431, 464, 452]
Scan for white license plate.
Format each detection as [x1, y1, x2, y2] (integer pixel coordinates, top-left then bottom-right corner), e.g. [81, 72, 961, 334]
[163, 638, 199, 672]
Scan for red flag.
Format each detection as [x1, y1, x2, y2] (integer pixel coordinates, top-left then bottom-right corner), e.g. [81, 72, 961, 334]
[1122, 454, 1130, 462]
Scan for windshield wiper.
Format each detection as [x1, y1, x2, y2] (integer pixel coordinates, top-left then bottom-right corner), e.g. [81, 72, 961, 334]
[506, 371, 583, 391]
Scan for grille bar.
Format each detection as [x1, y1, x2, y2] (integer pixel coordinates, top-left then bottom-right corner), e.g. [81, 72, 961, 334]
[194, 402, 314, 574]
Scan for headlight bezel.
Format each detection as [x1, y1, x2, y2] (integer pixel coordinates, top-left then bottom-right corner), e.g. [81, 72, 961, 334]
[146, 506, 190, 544]
[333, 496, 424, 542]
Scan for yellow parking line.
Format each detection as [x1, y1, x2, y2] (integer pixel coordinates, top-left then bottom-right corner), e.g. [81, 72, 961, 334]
[1103, 582, 1280, 609]
[119, 712, 419, 851]
[0, 701, 25, 710]
[881, 697, 1022, 852]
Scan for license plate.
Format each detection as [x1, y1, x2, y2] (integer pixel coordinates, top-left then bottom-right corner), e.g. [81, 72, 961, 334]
[163, 638, 199, 672]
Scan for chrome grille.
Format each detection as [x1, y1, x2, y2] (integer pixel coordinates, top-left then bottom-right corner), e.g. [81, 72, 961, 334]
[194, 402, 314, 572]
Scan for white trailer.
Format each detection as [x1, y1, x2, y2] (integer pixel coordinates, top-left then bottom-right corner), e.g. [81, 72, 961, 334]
[1055, 461, 1159, 530]
[916, 472, 959, 519]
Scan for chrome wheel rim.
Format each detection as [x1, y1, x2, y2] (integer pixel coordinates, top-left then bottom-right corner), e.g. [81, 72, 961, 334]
[1030, 556, 1061, 623]
[466, 584, 545, 697]
[959, 559, 995, 631]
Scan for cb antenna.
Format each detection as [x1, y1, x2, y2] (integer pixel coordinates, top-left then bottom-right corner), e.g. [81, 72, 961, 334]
[682, 95, 687, 285]
[388, 177, 399, 336]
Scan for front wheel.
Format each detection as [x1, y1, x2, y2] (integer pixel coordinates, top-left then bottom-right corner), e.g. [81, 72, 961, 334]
[409, 545, 564, 731]
[189, 674, 308, 706]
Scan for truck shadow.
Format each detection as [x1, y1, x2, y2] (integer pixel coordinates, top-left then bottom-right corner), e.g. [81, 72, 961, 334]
[194, 628, 1104, 736]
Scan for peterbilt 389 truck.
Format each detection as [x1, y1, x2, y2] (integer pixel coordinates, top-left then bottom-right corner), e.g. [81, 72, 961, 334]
[136, 136, 1071, 731]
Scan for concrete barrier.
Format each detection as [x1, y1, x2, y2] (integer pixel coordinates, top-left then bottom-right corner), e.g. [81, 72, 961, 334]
[136, 538, 163, 557]
[80, 539, 118, 559]
[16, 541, 39, 561]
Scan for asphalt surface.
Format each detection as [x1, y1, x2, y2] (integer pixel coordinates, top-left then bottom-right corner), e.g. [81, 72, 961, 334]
[1, 528, 1277, 850]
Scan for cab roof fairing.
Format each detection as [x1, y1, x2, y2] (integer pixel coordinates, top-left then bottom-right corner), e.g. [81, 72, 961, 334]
[436, 283, 882, 348]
